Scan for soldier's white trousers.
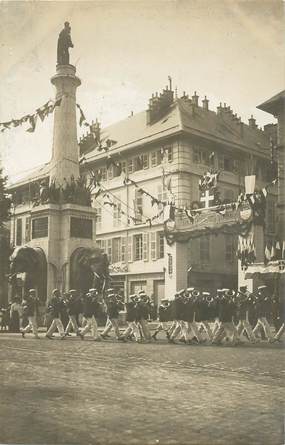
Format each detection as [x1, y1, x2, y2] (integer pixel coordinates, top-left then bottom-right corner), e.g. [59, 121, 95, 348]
[236, 319, 255, 342]
[47, 318, 64, 337]
[122, 322, 140, 340]
[22, 316, 38, 337]
[65, 315, 79, 334]
[81, 316, 99, 339]
[101, 317, 120, 338]
[198, 321, 213, 340]
[274, 322, 285, 341]
[213, 322, 238, 343]
[139, 318, 151, 340]
[252, 317, 273, 341]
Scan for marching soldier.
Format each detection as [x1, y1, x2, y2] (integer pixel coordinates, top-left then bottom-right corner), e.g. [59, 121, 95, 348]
[212, 289, 238, 345]
[187, 289, 203, 343]
[46, 289, 66, 339]
[136, 291, 152, 342]
[272, 295, 285, 342]
[79, 289, 102, 341]
[21, 289, 40, 339]
[101, 293, 125, 340]
[63, 289, 82, 337]
[197, 292, 213, 342]
[235, 286, 256, 343]
[121, 295, 141, 342]
[169, 290, 186, 343]
[252, 285, 273, 342]
[152, 299, 171, 340]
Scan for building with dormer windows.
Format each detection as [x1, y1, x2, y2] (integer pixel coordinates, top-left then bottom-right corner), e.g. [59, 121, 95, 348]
[8, 83, 276, 302]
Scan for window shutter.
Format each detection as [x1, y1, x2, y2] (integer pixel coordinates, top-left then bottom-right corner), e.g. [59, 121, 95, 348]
[150, 232, 157, 260]
[151, 151, 157, 167]
[143, 233, 149, 261]
[101, 239, 106, 254]
[143, 154, 149, 169]
[25, 216, 31, 243]
[107, 239, 112, 263]
[121, 237, 127, 262]
[127, 236, 133, 262]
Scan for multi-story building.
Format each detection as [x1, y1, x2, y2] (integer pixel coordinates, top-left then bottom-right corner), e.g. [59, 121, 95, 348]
[8, 83, 276, 302]
[78, 84, 275, 301]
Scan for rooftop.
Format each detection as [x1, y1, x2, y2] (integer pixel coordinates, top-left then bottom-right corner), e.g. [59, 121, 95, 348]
[257, 90, 285, 116]
[9, 87, 272, 189]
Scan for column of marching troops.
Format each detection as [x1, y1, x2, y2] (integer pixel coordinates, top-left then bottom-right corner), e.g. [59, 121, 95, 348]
[3, 284, 285, 344]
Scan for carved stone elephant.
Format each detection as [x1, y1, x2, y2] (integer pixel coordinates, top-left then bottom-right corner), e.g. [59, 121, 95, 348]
[70, 247, 110, 294]
[9, 246, 47, 300]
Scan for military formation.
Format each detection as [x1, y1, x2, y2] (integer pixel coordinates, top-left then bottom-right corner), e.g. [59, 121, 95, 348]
[1, 285, 284, 345]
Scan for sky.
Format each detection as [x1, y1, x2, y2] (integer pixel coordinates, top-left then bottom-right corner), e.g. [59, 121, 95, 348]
[0, 0, 284, 180]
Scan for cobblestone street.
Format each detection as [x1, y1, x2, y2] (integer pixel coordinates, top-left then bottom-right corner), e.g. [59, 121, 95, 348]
[0, 333, 284, 445]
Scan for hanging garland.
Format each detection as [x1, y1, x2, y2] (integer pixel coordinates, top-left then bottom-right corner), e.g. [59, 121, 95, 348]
[0, 98, 62, 134]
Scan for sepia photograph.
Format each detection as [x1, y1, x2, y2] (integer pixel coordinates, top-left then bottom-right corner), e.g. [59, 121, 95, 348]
[0, 1, 284, 444]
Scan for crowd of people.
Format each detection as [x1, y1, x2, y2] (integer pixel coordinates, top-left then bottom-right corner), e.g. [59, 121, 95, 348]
[1, 285, 284, 345]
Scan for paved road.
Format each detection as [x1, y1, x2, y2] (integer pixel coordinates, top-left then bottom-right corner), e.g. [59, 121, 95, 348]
[0, 333, 284, 445]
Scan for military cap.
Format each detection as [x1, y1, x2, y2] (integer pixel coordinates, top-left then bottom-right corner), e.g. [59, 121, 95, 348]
[29, 289, 36, 293]
[138, 290, 146, 295]
[202, 292, 210, 296]
[89, 288, 97, 293]
[178, 289, 185, 295]
[187, 287, 195, 292]
[258, 285, 267, 291]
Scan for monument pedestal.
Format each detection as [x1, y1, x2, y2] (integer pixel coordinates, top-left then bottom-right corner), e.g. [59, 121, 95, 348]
[27, 203, 96, 299]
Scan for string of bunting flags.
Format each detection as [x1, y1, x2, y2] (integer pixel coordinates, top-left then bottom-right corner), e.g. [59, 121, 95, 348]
[0, 98, 62, 134]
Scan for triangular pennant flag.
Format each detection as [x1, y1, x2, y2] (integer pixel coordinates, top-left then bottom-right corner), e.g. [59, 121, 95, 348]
[26, 114, 37, 133]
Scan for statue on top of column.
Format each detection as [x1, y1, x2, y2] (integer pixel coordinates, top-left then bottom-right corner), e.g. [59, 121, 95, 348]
[57, 22, 74, 65]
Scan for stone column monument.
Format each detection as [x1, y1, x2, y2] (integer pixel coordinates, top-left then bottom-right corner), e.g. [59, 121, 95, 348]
[49, 22, 81, 186]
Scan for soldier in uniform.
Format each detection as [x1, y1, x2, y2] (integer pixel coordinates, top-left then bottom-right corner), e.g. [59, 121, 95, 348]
[252, 285, 273, 342]
[21, 289, 40, 339]
[235, 286, 256, 343]
[79, 289, 102, 341]
[168, 290, 186, 343]
[46, 289, 66, 339]
[101, 293, 125, 340]
[63, 289, 82, 337]
[212, 289, 238, 345]
[121, 295, 141, 342]
[136, 291, 152, 342]
[197, 292, 213, 342]
[272, 295, 285, 342]
[152, 299, 171, 340]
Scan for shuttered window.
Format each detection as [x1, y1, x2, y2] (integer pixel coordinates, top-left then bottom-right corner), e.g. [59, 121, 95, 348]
[16, 218, 22, 246]
[134, 234, 143, 261]
[150, 232, 157, 260]
[121, 237, 127, 262]
[127, 236, 133, 262]
[107, 239, 112, 263]
[143, 233, 149, 261]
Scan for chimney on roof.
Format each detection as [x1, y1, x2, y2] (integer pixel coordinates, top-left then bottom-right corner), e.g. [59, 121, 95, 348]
[192, 91, 199, 106]
[146, 83, 174, 125]
[217, 102, 223, 115]
[248, 115, 257, 129]
[238, 117, 244, 137]
[202, 96, 209, 111]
